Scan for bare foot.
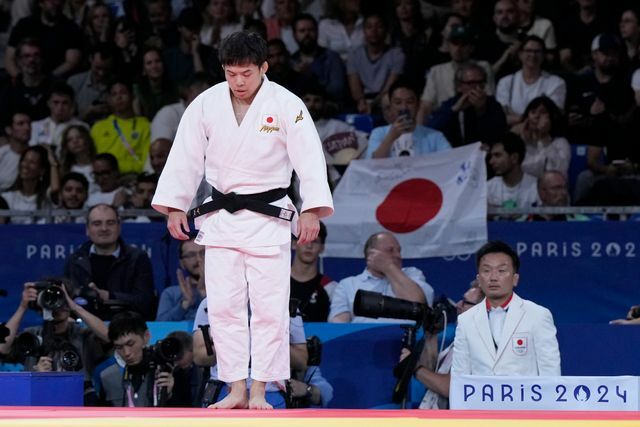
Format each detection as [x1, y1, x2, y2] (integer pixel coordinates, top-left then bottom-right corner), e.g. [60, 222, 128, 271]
[209, 381, 248, 409]
[248, 395, 273, 410]
[248, 380, 273, 410]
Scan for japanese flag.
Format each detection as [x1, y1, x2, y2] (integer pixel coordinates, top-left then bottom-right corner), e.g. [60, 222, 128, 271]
[324, 142, 488, 258]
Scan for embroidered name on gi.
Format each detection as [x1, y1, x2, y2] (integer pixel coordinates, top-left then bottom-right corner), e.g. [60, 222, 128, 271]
[260, 125, 280, 133]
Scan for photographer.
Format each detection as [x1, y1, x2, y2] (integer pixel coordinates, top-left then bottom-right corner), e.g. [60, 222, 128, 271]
[286, 336, 334, 408]
[0, 279, 109, 404]
[96, 311, 188, 407]
[192, 298, 308, 409]
[410, 286, 484, 409]
[64, 204, 156, 320]
[329, 231, 434, 323]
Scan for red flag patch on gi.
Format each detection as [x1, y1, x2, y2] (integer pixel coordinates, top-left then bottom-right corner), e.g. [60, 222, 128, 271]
[262, 114, 278, 126]
[260, 114, 280, 133]
[324, 142, 487, 258]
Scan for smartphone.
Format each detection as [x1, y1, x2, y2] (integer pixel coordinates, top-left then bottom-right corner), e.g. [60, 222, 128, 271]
[398, 108, 411, 120]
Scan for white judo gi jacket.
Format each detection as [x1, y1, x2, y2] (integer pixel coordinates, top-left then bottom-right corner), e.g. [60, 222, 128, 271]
[152, 76, 334, 245]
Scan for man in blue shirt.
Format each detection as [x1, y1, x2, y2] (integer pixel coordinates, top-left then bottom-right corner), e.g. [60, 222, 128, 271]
[366, 81, 451, 159]
[329, 231, 434, 323]
[156, 237, 205, 321]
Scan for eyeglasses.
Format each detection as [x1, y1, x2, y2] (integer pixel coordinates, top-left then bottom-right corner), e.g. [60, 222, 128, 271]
[181, 250, 205, 260]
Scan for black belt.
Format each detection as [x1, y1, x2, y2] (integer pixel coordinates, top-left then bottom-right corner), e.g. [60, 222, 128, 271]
[188, 187, 294, 222]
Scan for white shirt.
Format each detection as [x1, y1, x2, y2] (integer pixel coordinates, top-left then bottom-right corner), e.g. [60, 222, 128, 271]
[488, 306, 508, 348]
[1, 190, 38, 224]
[87, 186, 123, 207]
[151, 101, 186, 142]
[487, 173, 539, 208]
[29, 117, 88, 150]
[0, 145, 21, 191]
[199, 22, 243, 48]
[521, 137, 571, 178]
[526, 17, 557, 50]
[496, 70, 566, 115]
[318, 17, 364, 61]
[71, 163, 99, 195]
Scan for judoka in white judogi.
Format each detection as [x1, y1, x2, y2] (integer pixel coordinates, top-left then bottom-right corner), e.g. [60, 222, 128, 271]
[152, 31, 333, 410]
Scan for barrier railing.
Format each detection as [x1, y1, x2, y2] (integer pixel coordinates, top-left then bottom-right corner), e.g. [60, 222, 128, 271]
[2, 206, 640, 222]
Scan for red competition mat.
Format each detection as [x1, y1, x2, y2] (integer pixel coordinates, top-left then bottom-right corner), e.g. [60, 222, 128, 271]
[0, 407, 638, 427]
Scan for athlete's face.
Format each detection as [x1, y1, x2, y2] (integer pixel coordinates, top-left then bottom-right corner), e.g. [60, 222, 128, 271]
[224, 62, 268, 102]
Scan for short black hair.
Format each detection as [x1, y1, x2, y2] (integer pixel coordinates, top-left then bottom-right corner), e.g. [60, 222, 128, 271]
[521, 96, 565, 138]
[219, 31, 267, 67]
[90, 42, 116, 61]
[167, 330, 193, 352]
[292, 13, 318, 32]
[475, 240, 520, 273]
[48, 81, 75, 101]
[108, 311, 148, 342]
[61, 172, 89, 191]
[388, 78, 419, 102]
[136, 172, 158, 185]
[94, 152, 120, 172]
[108, 77, 133, 94]
[494, 132, 525, 164]
[15, 37, 42, 57]
[520, 35, 545, 52]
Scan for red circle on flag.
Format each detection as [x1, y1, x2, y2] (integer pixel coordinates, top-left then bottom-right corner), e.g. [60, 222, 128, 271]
[266, 116, 273, 123]
[517, 339, 523, 345]
[375, 178, 443, 233]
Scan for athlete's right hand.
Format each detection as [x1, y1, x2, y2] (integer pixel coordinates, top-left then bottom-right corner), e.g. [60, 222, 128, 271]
[167, 209, 190, 240]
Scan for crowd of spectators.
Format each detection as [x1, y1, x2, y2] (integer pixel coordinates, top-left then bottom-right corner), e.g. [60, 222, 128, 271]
[1, 0, 640, 409]
[1, 0, 640, 224]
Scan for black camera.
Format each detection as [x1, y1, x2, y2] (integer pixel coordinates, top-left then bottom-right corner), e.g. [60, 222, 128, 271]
[353, 290, 456, 334]
[74, 286, 132, 320]
[145, 336, 184, 372]
[306, 336, 322, 366]
[15, 332, 82, 371]
[29, 281, 66, 312]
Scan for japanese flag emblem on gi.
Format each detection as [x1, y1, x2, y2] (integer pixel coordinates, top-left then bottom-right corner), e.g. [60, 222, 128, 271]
[512, 336, 528, 355]
[323, 142, 487, 258]
[262, 114, 278, 127]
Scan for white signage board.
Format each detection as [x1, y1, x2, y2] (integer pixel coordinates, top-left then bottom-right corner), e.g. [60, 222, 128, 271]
[450, 375, 639, 411]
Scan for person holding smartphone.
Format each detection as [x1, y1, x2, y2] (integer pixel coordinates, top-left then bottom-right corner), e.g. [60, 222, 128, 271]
[366, 80, 451, 159]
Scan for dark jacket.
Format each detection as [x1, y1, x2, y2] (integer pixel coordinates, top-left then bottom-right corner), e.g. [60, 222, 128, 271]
[64, 239, 156, 319]
[429, 94, 507, 147]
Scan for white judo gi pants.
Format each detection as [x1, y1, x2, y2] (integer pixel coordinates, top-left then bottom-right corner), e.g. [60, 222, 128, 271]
[204, 244, 291, 383]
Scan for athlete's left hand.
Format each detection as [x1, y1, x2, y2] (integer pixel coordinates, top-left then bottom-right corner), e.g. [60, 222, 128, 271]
[297, 211, 319, 245]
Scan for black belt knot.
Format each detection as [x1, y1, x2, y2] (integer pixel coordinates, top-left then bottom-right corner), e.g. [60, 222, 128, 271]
[224, 192, 247, 213]
[188, 186, 295, 222]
